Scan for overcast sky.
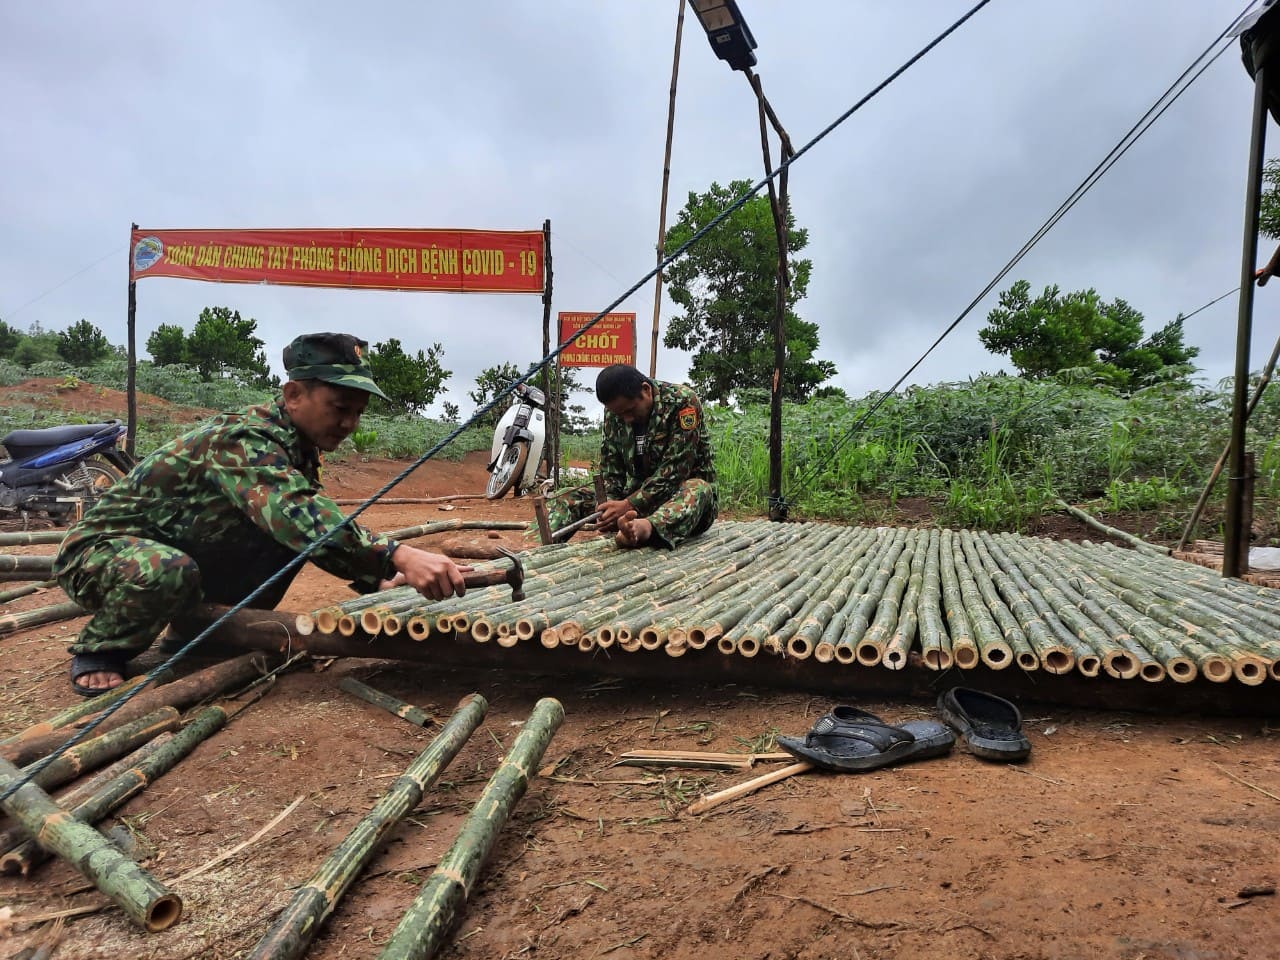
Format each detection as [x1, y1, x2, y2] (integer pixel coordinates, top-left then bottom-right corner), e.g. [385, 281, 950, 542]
[0, 2, 1269, 420]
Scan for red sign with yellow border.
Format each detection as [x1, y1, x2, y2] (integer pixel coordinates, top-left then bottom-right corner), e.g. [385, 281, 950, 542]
[558, 312, 637, 368]
[130, 227, 544, 293]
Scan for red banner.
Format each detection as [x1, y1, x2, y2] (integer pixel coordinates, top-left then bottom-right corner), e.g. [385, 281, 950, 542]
[130, 227, 544, 293]
[558, 312, 637, 368]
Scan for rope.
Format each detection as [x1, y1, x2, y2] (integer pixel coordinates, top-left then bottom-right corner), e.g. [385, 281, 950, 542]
[783, 2, 1255, 508]
[0, 0, 995, 802]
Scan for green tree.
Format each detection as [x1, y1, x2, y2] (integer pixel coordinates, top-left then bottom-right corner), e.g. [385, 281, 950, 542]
[0, 319, 20, 359]
[978, 280, 1199, 390]
[366, 338, 451, 416]
[186, 307, 274, 386]
[146, 323, 188, 366]
[554, 365, 593, 435]
[11, 322, 60, 367]
[469, 361, 525, 431]
[1261, 158, 1280, 239]
[662, 179, 836, 404]
[57, 319, 113, 365]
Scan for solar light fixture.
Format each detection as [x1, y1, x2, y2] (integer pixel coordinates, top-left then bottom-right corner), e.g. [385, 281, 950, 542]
[690, 0, 757, 71]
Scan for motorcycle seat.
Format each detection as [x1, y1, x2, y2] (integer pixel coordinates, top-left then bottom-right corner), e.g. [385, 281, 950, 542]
[3, 421, 120, 454]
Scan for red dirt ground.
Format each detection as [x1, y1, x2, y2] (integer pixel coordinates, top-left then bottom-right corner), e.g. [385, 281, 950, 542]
[2, 417, 1279, 959]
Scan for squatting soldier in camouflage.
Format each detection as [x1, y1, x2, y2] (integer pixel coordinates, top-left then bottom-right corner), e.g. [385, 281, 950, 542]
[55, 332, 468, 697]
[546, 364, 716, 549]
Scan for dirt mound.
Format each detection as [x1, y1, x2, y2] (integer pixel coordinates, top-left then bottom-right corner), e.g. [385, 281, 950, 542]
[0, 377, 214, 427]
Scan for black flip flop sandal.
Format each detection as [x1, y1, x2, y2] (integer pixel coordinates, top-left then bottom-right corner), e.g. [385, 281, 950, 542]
[778, 705, 955, 773]
[69, 651, 130, 698]
[937, 687, 1032, 762]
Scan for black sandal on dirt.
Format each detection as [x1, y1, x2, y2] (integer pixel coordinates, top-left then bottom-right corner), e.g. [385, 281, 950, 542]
[937, 687, 1032, 762]
[69, 651, 130, 698]
[777, 705, 955, 773]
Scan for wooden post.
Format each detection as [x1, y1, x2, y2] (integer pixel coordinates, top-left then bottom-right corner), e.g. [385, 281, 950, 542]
[532, 495, 552, 546]
[1240, 450, 1256, 575]
[540, 219, 559, 487]
[126, 222, 138, 458]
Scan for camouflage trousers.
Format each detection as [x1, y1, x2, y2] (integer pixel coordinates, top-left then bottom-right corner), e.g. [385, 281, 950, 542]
[544, 478, 717, 548]
[55, 536, 299, 656]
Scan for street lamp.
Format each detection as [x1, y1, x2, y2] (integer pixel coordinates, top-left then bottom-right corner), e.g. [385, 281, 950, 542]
[690, 0, 757, 71]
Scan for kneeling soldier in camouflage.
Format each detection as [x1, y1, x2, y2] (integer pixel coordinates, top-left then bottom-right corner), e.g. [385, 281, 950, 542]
[55, 332, 468, 696]
[547, 364, 717, 549]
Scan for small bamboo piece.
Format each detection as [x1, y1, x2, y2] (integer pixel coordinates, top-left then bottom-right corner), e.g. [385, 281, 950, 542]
[685, 762, 814, 816]
[339, 678, 434, 728]
[244, 694, 488, 960]
[0, 580, 57, 603]
[0, 600, 85, 638]
[377, 698, 564, 960]
[0, 530, 66, 547]
[0, 554, 56, 574]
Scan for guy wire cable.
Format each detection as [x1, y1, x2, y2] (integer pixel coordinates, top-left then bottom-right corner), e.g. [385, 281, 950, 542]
[783, 2, 1256, 509]
[0, 0, 995, 801]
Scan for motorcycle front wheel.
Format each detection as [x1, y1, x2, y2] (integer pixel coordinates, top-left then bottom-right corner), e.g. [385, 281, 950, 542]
[486, 442, 530, 499]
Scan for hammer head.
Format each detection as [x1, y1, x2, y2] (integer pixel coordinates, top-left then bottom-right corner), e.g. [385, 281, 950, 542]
[497, 546, 525, 602]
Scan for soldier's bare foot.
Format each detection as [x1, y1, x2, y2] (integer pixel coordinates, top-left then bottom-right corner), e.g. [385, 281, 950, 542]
[615, 511, 653, 548]
[70, 651, 128, 697]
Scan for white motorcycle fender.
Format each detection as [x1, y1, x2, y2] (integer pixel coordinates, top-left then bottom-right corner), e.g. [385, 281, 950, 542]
[490, 404, 519, 465]
[521, 408, 546, 488]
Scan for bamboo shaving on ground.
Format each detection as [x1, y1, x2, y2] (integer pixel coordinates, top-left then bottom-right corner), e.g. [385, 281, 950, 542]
[172, 794, 305, 884]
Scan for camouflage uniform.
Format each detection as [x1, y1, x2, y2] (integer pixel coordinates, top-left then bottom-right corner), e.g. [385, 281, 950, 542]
[55, 398, 398, 656]
[547, 380, 717, 548]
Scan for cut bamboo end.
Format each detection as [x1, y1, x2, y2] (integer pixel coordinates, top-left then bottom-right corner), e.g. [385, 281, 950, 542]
[597, 626, 617, 647]
[383, 614, 403, 636]
[716, 635, 738, 656]
[1200, 657, 1232, 684]
[854, 640, 884, 667]
[952, 645, 979, 669]
[313, 609, 340, 634]
[979, 643, 1013, 670]
[667, 627, 691, 649]
[559, 623, 583, 644]
[833, 644, 856, 666]
[687, 627, 709, 649]
[496, 631, 519, 649]
[1165, 658, 1196, 683]
[882, 648, 907, 671]
[813, 642, 835, 663]
[1076, 654, 1101, 678]
[665, 639, 687, 657]
[294, 614, 315, 636]
[1103, 652, 1138, 680]
[540, 628, 560, 649]
[146, 894, 184, 933]
[737, 636, 760, 658]
[470, 619, 493, 643]
[577, 634, 596, 653]
[359, 610, 383, 635]
[434, 614, 454, 633]
[619, 637, 643, 653]
[1140, 661, 1167, 682]
[515, 619, 538, 641]
[922, 648, 953, 670]
[1041, 648, 1075, 675]
[1271, 660, 1280, 683]
[451, 612, 472, 633]
[787, 636, 813, 660]
[336, 615, 358, 637]
[1016, 651, 1041, 672]
[1231, 655, 1268, 686]
[405, 617, 431, 642]
[639, 626, 664, 648]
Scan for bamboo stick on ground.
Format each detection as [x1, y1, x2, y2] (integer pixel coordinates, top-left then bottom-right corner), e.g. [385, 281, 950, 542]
[377, 697, 564, 960]
[0, 675, 151, 752]
[0, 530, 66, 547]
[0, 756, 182, 930]
[339, 678, 435, 728]
[244, 694, 488, 960]
[0, 600, 85, 638]
[377, 519, 528, 541]
[685, 762, 814, 816]
[0, 555, 55, 575]
[15, 707, 179, 797]
[0, 580, 58, 604]
[1055, 500, 1170, 556]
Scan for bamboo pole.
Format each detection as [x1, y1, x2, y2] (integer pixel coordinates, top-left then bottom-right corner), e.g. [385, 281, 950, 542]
[334, 494, 491, 506]
[883, 527, 927, 669]
[1056, 500, 1169, 556]
[0, 554, 55, 574]
[378, 519, 528, 542]
[938, 529, 978, 668]
[244, 694, 488, 960]
[0, 600, 85, 638]
[15, 707, 179, 797]
[339, 678, 434, 728]
[0, 756, 182, 929]
[916, 529, 952, 670]
[0, 675, 151, 752]
[685, 762, 813, 816]
[0, 580, 57, 603]
[0, 531, 65, 547]
[377, 698, 564, 960]
[856, 530, 918, 667]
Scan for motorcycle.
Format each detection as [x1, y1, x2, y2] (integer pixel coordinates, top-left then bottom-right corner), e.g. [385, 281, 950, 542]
[485, 381, 548, 499]
[0, 419, 136, 522]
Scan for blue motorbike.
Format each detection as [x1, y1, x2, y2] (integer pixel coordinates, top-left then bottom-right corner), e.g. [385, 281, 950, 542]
[0, 420, 136, 522]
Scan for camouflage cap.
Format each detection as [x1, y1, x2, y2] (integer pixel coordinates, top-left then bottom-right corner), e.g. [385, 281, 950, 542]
[282, 332, 388, 401]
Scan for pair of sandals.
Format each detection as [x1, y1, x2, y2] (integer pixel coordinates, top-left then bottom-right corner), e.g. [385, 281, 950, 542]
[69, 627, 237, 697]
[778, 687, 1032, 773]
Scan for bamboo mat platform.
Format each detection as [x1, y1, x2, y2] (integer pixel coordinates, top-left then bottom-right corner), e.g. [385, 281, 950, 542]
[250, 521, 1280, 717]
[1172, 539, 1280, 589]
